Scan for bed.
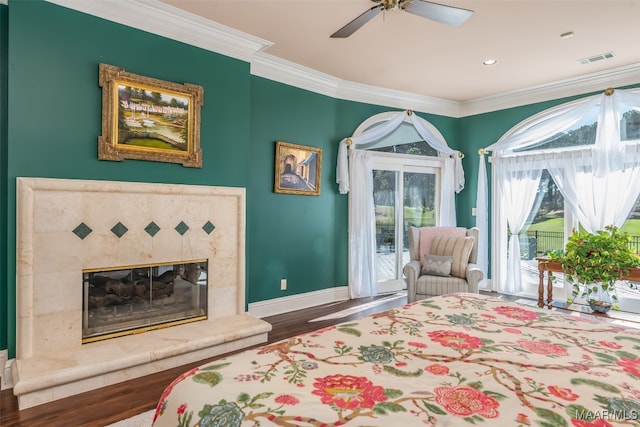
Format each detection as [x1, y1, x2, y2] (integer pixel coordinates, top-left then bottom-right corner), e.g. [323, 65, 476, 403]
[152, 293, 640, 426]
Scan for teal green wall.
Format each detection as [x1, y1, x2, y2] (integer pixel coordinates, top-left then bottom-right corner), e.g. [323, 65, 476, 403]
[1, 3, 8, 353]
[248, 79, 340, 300]
[5, 0, 253, 358]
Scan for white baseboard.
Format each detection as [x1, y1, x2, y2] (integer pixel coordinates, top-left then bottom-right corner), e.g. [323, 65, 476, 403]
[1, 350, 12, 390]
[248, 286, 349, 318]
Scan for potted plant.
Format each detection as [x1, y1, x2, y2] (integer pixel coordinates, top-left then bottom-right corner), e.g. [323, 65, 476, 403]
[549, 225, 640, 312]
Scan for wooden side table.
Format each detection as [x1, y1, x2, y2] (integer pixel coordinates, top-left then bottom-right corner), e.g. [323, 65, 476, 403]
[536, 256, 640, 309]
[536, 257, 562, 308]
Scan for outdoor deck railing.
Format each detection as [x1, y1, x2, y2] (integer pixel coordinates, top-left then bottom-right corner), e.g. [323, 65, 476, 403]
[520, 230, 640, 259]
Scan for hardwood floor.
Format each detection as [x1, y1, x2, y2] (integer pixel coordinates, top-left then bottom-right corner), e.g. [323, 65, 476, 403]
[2, 290, 639, 426]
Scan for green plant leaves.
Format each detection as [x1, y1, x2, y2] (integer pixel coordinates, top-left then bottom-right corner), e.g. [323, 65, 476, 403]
[553, 226, 640, 304]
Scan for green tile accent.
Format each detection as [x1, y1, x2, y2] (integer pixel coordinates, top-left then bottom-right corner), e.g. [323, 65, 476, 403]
[202, 221, 216, 235]
[145, 221, 160, 237]
[175, 221, 189, 236]
[72, 223, 93, 240]
[111, 222, 129, 238]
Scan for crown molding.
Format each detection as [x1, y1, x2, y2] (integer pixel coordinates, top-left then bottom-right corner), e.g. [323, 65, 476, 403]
[45, 0, 271, 62]
[251, 53, 340, 99]
[336, 80, 461, 117]
[460, 63, 640, 117]
[250, 53, 461, 117]
[41, 0, 640, 118]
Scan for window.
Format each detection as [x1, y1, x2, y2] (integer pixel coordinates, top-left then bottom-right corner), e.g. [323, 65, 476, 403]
[491, 89, 640, 302]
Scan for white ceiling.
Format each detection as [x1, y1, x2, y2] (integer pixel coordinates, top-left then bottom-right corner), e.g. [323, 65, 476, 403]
[157, 0, 640, 103]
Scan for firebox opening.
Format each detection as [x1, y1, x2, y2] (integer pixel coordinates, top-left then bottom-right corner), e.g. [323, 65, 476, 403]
[82, 259, 208, 343]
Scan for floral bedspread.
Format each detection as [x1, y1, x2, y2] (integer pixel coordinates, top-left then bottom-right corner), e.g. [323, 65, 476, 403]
[152, 293, 640, 426]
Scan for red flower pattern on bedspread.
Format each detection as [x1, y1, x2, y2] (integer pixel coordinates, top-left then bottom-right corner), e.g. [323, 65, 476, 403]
[311, 374, 387, 409]
[493, 305, 539, 321]
[547, 385, 579, 401]
[425, 363, 449, 375]
[427, 330, 483, 350]
[151, 294, 640, 427]
[617, 357, 640, 377]
[274, 394, 300, 405]
[572, 420, 614, 427]
[434, 385, 499, 418]
[516, 340, 569, 356]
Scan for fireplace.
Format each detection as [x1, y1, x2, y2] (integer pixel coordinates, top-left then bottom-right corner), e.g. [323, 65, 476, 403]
[12, 178, 271, 409]
[83, 260, 208, 343]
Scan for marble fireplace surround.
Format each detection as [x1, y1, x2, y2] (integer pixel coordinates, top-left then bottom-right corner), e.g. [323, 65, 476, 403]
[12, 178, 271, 410]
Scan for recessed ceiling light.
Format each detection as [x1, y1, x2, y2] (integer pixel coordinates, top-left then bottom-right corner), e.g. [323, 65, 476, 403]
[483, 59, 498, 66]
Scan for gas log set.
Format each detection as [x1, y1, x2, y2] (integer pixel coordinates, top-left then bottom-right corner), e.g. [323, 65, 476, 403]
[82, 261, 207, 342]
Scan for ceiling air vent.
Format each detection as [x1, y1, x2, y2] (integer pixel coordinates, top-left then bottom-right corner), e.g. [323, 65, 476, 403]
[578, 52, 615, 65]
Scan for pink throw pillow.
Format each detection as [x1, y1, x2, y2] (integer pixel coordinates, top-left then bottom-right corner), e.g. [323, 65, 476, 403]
[419, 227, 466, 265]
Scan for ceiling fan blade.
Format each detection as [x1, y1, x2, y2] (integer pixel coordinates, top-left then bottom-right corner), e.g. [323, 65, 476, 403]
[402, 0, 473, 27]
[331, 4, 383, 38]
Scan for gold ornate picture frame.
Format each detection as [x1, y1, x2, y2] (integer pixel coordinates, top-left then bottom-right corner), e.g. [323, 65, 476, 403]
[274, 141, 322, 195]
[98, 63, 204, 168]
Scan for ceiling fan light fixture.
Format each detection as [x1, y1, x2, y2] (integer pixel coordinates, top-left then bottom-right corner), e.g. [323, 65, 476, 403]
[381, 0, 400, 11]
[331, 0, 474, 38]
[483, 59, 498, 66]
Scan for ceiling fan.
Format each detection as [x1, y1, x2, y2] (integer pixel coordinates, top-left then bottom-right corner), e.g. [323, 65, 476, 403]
[331, 0, 474, 38]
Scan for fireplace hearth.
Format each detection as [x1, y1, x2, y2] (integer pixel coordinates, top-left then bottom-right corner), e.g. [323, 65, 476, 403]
[12, 178, 271, 410]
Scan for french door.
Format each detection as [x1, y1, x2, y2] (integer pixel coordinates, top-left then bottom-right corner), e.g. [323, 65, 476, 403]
[371, 153, 441, 294]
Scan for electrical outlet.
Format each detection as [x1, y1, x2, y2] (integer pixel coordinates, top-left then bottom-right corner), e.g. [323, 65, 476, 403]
[472, 207, 477, 216]
[280, 279, 287, 290]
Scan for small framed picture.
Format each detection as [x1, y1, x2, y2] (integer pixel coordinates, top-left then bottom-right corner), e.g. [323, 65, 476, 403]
[274, 141, 322, 195]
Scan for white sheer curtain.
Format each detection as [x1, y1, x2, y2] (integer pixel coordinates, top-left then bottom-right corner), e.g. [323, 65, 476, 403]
[476, 88, 640, 293]
[545, 146, 640, 233]
[336, 110, 464, 197]
[336, 110, 464, 298]
[475, 155, 489, 287]
[494, 156, 542, 293]
[439, 157, 458, 226]
[348, 150, 377, 298]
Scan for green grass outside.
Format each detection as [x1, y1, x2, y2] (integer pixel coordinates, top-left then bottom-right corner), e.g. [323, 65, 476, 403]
[527, 218, 640, 235]
[375, 205, 435, 227]
[527, 218, 564, 233]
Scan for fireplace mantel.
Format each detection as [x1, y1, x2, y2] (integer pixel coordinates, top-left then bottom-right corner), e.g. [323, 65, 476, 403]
[13, 178, 271, 409]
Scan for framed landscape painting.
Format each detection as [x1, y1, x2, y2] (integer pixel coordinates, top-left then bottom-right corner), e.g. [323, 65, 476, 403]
[98, 63, 204, 168]
[274, 141, 322, 195]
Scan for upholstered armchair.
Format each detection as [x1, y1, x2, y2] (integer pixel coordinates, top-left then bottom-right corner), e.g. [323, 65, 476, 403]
[403, 226, 483, 303]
